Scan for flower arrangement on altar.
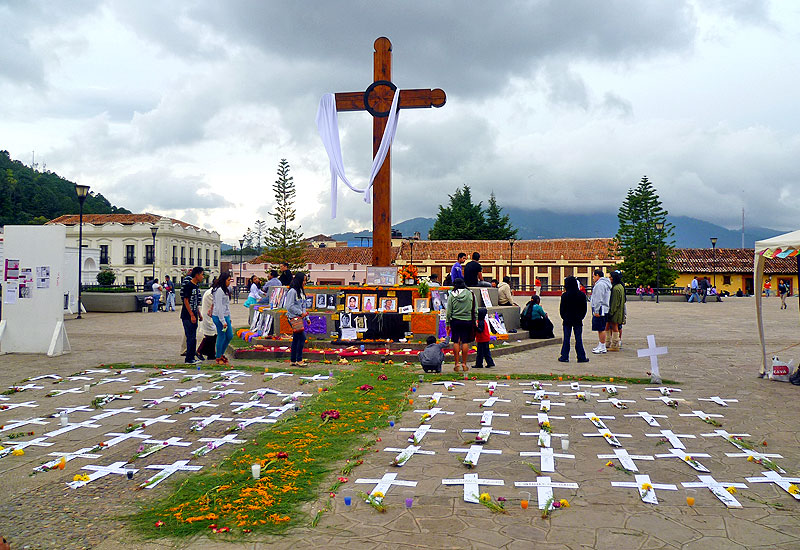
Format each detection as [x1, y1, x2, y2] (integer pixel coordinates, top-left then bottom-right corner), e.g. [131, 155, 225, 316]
[399, 264, 418, 285]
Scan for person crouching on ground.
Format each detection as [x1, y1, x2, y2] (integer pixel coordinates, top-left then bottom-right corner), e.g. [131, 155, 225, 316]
[559, 276, 588, 363]
[419, 335, 451, 373]
[211, 272, 234, 365]
[474, 307, 496, 368]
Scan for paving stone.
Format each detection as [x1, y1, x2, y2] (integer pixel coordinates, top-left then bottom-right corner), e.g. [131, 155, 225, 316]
[681, 536, 747, 550]
[723, 517, 796, 547]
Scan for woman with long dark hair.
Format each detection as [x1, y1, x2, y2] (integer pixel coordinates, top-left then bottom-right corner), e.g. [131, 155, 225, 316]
[285, 272, 309, 366]
[211, 272, 233, 365]
[607, 270, 626, 351]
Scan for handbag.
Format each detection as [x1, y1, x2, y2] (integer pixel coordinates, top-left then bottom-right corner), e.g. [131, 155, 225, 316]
[287, 315, 305, 333]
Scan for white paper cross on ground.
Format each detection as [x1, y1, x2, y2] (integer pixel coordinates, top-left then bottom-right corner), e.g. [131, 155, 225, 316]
[182, 373, 211, 380]
[645, 395, 685, 407]
[120, 368, 146, 375]
[263, 372, 293, 379]
[176, 401, 218, 413]
[102, 429, 151, 448]
[97, 377, 130, 385]
[477, 382, 509, 391]
[466, 410, 509, 426]
[432, 381, 464, 391]
[592, 384, 628, 393]
[220, 370, 252, 380]
[210, 388, 244, 400]
[646, 386, 682, 396]
[515, 476, 579, 510]
[518, 381, 552, 389]
[45, 419, 102, 438]
[523, 389, 560, 399]
[35, 447, 101, 471]
[238, 416, 279, 429]
[68, 376, 93, 382]
[48, 387, 85, 397]
[190, 414, 233, 431]
[596, 397, 636, 410]
[400, 424, 445, 444]
[597, 448, 654, 472]
[420, 392, 454, 407]
[134, 414, 176, 427]
[563, 390, 601, 401]
[520, 412, 566, 424]
[558, 381, 593, 391]
[623, 411, 668, 427]
[192, 434, 245, 457]
[449, 444, 502, 467]
[638, 335, 668, 383]
[679, 410, 724, 425]
[90, 407, 140, 421]
[8, 383, 44, 392]
[28, 374, 62, 381]
[0, 437, 53, 459]
[230, 401, 274, 414]
[745, 471, 800, 500]
[473, 396, 511, 408]
[158, 369, 186, 375]
[268, 403, 297, 419]
[281, 391, 311, 403]
[682, 475, 748, 507]
[137, 437, 192, 458]
[248, 388, 283, 401]
[354, 472, 417, 502]
[172, 386, 203, 399]
[535, 399, 565, 412]
[416, 407, 454, 422]
[462, 426, 510, 444]
[141, 460, 202, 489]
[67, 461, 134, 489]
[1, 401, 39, 411]
[83, 369, 111, 374]
[612, 474, 677, 505]
[54, 406, 93, 415]
[584, 428, 631, 447]
[519, 447, 575, 472]
[1, 417, 50, 434]
[147, 377, 179, 384]
[442, 473, 504, 504]
[142, 396, 179, 409]
[646, 430, 696, 450]
[698, 396, 739, 407]
[520, 429, 567, 449]
[384, 444, 435, 467]
[655, 448, 711, 472]
[725, 450, 785, 473]
[572, 412, 615, 430]
[300, 374, 330, 381]
[131, 383, 164, 391]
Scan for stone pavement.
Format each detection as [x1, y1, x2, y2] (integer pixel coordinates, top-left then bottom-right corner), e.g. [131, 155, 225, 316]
[1, 296, 799, 549]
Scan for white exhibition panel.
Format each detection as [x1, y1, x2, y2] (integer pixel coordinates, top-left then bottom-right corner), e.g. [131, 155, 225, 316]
[1, 225, 69, 355]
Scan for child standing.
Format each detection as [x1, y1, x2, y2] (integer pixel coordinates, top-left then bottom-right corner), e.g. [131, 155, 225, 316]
[474, 308, 496, 368]
[419, 335, 451, 373]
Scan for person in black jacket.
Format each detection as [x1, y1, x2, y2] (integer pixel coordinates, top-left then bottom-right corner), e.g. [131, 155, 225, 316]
[559, 276, 588, 363]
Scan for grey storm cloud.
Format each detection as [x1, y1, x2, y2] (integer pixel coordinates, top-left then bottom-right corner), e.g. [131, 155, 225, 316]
[108, 168, 233, 211]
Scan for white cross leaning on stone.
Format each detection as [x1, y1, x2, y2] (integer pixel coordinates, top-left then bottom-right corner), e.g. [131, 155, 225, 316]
[572, 412, 615, 430]
[0, 437, 54, 459]
[473, 396, 511, 408]
[27, 374, 63, 381]
[400, 424, 445, 445]
[137, 437, 192, 458]
[448, 444, 502, 467]
[745, 471, 800, 500]
[35, 447, 101, 471]
[442, 473, 504, 504]
[1, 417, 50, 433]
[596, 397, 636, 410]
[192, 434, 245, 457]
[655, 448, 712, 472]
[697, 396, 739, 407]
[623, 411, 668, 427]
[97, 377, 130, 385]
[523, 389, 560, 400]
[725, 450, 785, 473]
[612, 474, 677, 505]
[102, 429, 151, 448]
[67, 461, 134, 489]
[190, 414, 233, 431]
[1, 401, 39, 411]
[54, 406, 93, 416]
[383, 444, 435, 467]
[432, 381, 464, 391]
[300, 374, 330, 381]
[597, 448, 654, 472]
[416, 407, 455, 422]
[90, 407, 140, 421]
[514, 476, 579, 510]
[354, 472, 417, 502]
[210, 388, 245, 400]
[48, 387, 86, 397]
[638, 335, 668, 383]
[263, 372, 293, 380]
[140, 460, 202, 489]
[519, 447, 575, 473]
[645, 430, 696, 450]
[462, 426, 510, 444]
[466, 410, 509, 426]
[134, 414, 176, 427]
[682, 475, 749, 508]
[520, 429, 567, 449]
[583, 428, 631, 447]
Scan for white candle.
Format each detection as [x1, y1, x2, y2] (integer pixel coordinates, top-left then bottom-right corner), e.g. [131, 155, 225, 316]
[251, 463, 261, 480]
[60, 414, 69, 426]
[561, 438, 570, 451]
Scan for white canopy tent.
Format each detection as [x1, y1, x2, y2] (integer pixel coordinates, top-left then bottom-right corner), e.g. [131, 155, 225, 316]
[754, 230, 800, 375]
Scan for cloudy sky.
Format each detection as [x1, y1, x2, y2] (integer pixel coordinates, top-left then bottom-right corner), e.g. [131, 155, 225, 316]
[2, 1, 799, 243]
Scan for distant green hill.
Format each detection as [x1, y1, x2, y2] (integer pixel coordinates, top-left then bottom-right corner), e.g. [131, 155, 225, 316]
[0, 150, 130, 226]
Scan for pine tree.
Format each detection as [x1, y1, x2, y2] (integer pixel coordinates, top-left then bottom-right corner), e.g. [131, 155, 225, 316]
[429, 185, 487, 239]
[483, 192, 517, 240]
[253, 219, 268, 253]
[613, 176, 677, 288]
[263, 159, 306, 269]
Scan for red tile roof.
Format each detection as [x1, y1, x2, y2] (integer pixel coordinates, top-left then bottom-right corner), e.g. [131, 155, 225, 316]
[672, 248, 797, 274]
[47, 213, 202, 231]
[398, 239, 619, 261]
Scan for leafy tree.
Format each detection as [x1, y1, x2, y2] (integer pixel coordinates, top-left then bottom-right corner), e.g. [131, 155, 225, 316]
[613, 176, 677, 288]
[263, 159, 305, 269]
[96, 268, 116, 286]
[483, 192, 517, 240]
[429, 185, 487, 239]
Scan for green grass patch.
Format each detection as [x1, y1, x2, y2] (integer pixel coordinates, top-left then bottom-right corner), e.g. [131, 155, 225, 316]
[130, 362, 416, 538]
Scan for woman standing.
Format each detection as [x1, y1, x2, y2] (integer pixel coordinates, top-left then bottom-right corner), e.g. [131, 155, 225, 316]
[607, 270, 626, 352]
[212, 272, 233, 365]
[445, 278, 477, 372]
[558, 276, 588, 363]
[285, 273, 309, 366]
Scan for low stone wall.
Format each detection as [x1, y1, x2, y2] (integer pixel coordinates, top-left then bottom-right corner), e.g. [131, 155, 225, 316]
[81, 292, 154, 312]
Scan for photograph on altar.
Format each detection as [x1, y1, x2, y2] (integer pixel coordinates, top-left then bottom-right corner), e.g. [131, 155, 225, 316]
[326, 294, 336, 309]
[346, 294, 360, 312]
[431, 290, 448, 311]
[304, 294, 314, 309]
[414, 298, 430, 312]
[316, 294, 327, 309]
[379, 297, 397, 312]
[354, 315, 367, 331]
[270, 287, 285, 309]
[366, 266, 398, 286]
[340, 313, 352, 329]
[362, 294, 377, 312]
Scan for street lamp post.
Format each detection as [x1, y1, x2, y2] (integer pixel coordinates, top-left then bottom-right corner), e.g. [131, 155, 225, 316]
[710, 237, 718, 290]
[408, 238, 415, 267]
[655, 221, 664, 304]
[238, 238, 245, 291]
[75, 184, 90, 319]
[508, 238, 516, 289]
[150, 226, 158, 282]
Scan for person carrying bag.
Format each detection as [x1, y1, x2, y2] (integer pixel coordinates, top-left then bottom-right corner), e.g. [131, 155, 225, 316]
[284, 272, 309, 366]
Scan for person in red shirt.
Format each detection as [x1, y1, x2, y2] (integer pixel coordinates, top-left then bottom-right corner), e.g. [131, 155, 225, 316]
[474, 308, 495, 368]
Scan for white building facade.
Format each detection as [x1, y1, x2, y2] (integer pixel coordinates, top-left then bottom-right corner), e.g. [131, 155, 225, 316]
[47, 214, 221, 287]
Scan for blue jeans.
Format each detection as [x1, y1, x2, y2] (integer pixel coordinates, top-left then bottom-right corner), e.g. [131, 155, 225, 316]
[212, 315, 233, 359]
[182, 318, 198, 363]
[166, 292, 175, 311]
[560, 323, 586, 361]
[688, 291, 699, 303]
[152, 293, 161, 312]
[291, 330, 306, 363]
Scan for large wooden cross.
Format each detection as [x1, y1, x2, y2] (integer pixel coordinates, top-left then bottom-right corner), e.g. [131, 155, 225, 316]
[334, 37, 446, 266]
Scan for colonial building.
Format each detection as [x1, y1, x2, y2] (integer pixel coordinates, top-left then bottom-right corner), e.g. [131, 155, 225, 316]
[46, 214, 221, 287]
[672, 248, 797, 295]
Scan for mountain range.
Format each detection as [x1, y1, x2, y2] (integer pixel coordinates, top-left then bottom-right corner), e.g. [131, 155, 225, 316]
[330, 208, 785, 249]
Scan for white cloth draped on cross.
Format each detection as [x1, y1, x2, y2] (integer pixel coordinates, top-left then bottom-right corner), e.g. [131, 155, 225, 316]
[316, 90, 401, 218]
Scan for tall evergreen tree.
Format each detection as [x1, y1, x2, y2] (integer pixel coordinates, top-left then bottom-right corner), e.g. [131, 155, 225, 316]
[483, 192, 517, 240]
[253, 219, 268, 253]
[263, 159, 305, 269]
[613, 176, 677, 288]
[429, 185, 487, 239]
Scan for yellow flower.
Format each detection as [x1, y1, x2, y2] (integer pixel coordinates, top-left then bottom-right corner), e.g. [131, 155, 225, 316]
[746, 456, 755, 462]
[11, 449, 24, 456]
[478, 493, 491, 503]
[685, 456, 692, 461]
[605, 461, 614, 467]
[726, 486, 737, 495]
[641, 483, 653, 491]
[73, 473, 90, 482]
[559, 499, 570, 508]
[603, 432, 612, 439]
[542, 421, 550, 428]
[372, 491, 384, 498]
[0, 446, 4, 451]
[788, 484, 799, 495]
[590, 416, 599, 422]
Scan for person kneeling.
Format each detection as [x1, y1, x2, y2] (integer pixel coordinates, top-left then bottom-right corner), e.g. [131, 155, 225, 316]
[419, 335, 451, 373]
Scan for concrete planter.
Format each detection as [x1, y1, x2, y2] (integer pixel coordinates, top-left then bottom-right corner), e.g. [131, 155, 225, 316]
[81, 292, 153, 313]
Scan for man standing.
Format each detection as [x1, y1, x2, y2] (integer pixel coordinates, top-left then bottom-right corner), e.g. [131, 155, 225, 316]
[699, 276, 709, 303]
[464, 252, 491, 287]
[450, 253, 466, 283]
[590, 269, 612, 354]
[688, 276, 700, 303]
[278, 262, 293, 286]
[778, 279, 788, 309]
[534, 277, 542, 296]
[181, 266, 204, 365]
[163, 275, 175, 311]
[260, 269, 282, 305]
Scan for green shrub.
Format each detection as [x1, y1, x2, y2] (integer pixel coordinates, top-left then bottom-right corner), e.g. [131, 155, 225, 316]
[97, 269, 116, 286]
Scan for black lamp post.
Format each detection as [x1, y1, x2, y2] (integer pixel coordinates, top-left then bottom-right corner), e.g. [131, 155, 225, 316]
[407, 237, 415, 267]
[150, 225, 158, 282]
[508, 237, 516, 289]
[238, 238, 244, 289]
[655, 221, 664, 304]
[75, 184, 90, 319]
[710, 237, 718, 290]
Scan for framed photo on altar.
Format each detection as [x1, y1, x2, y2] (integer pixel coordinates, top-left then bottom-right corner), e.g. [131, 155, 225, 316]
[354, 315, 367, 331]
[345, 294, 360, 312]
[340, 312, 352, 329]
[414, 297, 430, 312]
[304, 293, 314, 309]
[362, 294, 377, 313]
[326, 294, 336, 309]
[270, 287, 285, 309]
[379, 297, 397, 312]
[366, 266, 398, 286]
[316, 293, 327, 309]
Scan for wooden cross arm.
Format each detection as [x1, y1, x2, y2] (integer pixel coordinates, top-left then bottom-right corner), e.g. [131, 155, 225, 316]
[335, 88, 446, 112]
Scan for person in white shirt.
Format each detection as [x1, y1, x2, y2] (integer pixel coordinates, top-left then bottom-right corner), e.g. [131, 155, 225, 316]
[151, 279, 163, 313]
[244, 275, 264, 307]
[211, 272, 233, 365]
[196, 285, 217, 361]
[590, 269, 612, 354]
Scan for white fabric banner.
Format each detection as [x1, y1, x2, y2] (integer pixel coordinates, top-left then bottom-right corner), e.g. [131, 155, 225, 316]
[316, 90, 401, 218]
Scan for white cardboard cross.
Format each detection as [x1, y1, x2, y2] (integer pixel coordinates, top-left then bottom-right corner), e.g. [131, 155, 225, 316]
[558, 381, 593, 390]
[655, 448, 711, 472]
[518, 381, 551, 389]
[638, 335, 668, 383]
[9, 383, 44, 392]
[645, 395, 685, 407]
[131, 383, 164, 391]
[210, 388, 245, 400]
[535, 399, 565, 412]
[354, 472, 417, 502]
[0, 437, 53, 459]
[592, 384, 628, 393]
[520, 413, 566, 425]
[462, 426, 510, 444]
[745, 471, 800, 500]
[611, 474, 677, 505]
[597, 448, 654, 472]
[523, 389, 560, 399]
[142, 396, 179, 409]
[281, 391, 311, 403]
[432, 381, 464, 391]
[682, 475, 748, 508]
[300, 374, 330, 381]
[572, 412, 615, 430]
[54, 406, 93, 415]
[646, 430, 696, 450]
[724, 450, 785, 473]
[520, 429, 567, 449]
[268, 403, 296, 418]
[172, 386, 203, 399]
[137, 437, 192, 458]
[679, 410, 724, 424]
[583, 428, 631, 447]
[515, 476, 579, 510]
[442, 473, 504, 503]
[190, 414, 233, 431]
[44, 419, 101, 438]
[383, 444, 435, 466]
[176, 400, 217, 413]
[519, 447, 575, 472]
[97, 377, 130, 385]
[235, 416, 276, 429]
[415, 407, 454, 422]
[182, 372, 211, 380]
[476, 382, 509, 391]
[134, 414, 176, 427]
[473, 396, 511, 408]
[28, 374, 62, 381]
[192, 434, 245, 456]
[67, 461, 135, 489]
[420, 392, 454, 407]
[102, 429, 151, 448]
[646, 386, 682, 396]
[563, 390, 601, 401]
[1, 417, 50, 433]
[36, 447, 101, 471]
[263, 371, 293, 379]
[248, 387, 283, 401]
[448, 444, 502, 467]
[623, 411, 668, 427]
[596, 397, 636, 409]
[48, 387, 85, 397]
[141, 460, 202, 489]
[466, 410, 509, 426]
[90, 407, 140, 421]
[698, 396, 739, 407]
[1, 401, 39, 411]
[400, 424, 445, 444]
